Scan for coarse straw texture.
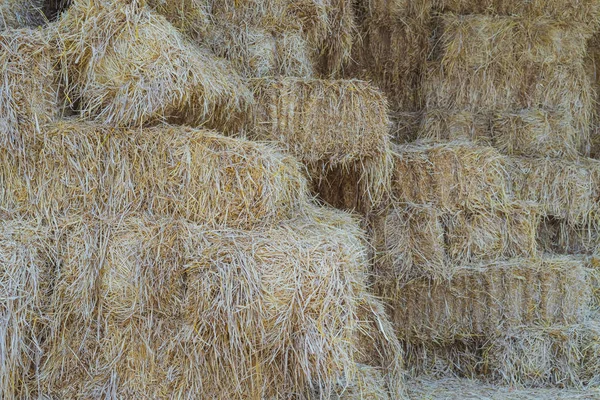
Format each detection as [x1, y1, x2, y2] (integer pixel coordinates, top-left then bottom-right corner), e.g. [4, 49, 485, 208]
[0, 27, 60, 152]
[419, 109, 491, 145]
[537, 217, 600, 256]
[0, 217, 54, 400]
[0, 0, 44, 29]
[56, 0, 251, 130]
[203, 23, 314, 78]
[39, 207, 406, 399]
[249, 77, 393, 211]
[0, 121, 309, 228]
[488, 321, 600, 388]
[392, 141, 511, 210]
[146, 0, 210, 40]
[373, 201, 539, 281]
[391, 111, 422, 144]
[509, 156, 600, 225]
[378, 256, 594, 343]
[407, 376, 600, 399]
[425, 14, 595, 133]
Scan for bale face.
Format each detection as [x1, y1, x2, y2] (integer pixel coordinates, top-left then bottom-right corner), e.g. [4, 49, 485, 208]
[487, 321, 600, 388]
[510, 157, 600, 224]
[0, 0, 45, 29]
[419, 109, 491, 145]
[392, 142, 511, 210]
[250, 78, 392, 210]
[0, 28, 60, 151]
[146, 0, 210, 40]
[41, 208, 405, 399]
[380, 257, 594, 342]
[0, 218, 53, 399]
[1, 122, 309, 228]
[57, 0, 251, 130]
[373, 202, 539, 281]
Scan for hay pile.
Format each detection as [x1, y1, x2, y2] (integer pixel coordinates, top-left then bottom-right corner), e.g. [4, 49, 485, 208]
[56, 0, 252, 130]
[0, 0, 45, 30]
[249, 77, 393, 211]
[0, 28, 60, 151]
[0, 121, 310, 228]
[36, 207, 405, 398]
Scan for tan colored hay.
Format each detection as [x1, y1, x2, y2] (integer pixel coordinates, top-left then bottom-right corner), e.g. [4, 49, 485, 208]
[392, 141, 510, 210]
[146, 0, 210, 40]
[56, 0, 251, 130]
[0, 0, 44, 29]
[351, 15, 429, 112]
[391, 111, 422, 144]
[1, 121, 309, 228]
[0, 28, 60, 151]
[509, 157, 600, 224]
[402, 338, 482, 378]
[537, 217, 600, 256]
[419, 110, 491, 145]
[203, 22, 315, 78]
[373, 202, 539, 281]
[0, 217, 53, 399]
[40, 207, 406, 398]
[379, 256, 594, 342]
[249, 77, 392, 210]
[487, 321, 600, 388]
[407, 376, 598, 399]
[315, 364, 391, 399]
[492, 109, 584, 159]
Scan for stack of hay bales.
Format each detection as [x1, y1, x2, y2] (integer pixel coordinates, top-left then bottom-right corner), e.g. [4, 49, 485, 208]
[371, 0, 600, 392]
[0, 0, 406, 398]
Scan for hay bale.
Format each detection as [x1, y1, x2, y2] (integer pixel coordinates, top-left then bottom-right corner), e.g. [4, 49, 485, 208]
[373, 202, 539, 281]
[0, 217, 53, 399]
[509, 157, 600, 224]
[250, 78, 392, 210]
[492, 109, 584, 159]
[403, 338, 483, 378]
[146, 0, 210, 40]
[351, 15, 430, 112]
[488, 321, 600, 388]
[391, 111, 422, 144]
[0, 28, 60, 151]
[41, 207, 405, 398]
[426, 14, 594, 123]
[407, 376, 597, 399]
[419, 110, 491, 145]
[379, 256, 594, 342]
[1, 121, 309, 228]
[0, 0, 44, 29]
[57, 0, 251, 130]
[204, 23, 314, 78]
[392, 141, 511, 210]
[537, 217, 600, 256]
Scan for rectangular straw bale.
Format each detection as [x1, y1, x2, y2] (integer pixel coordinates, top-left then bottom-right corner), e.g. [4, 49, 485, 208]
[402, 338, 483, 378]
[381, 256, 594, 343]
[491, 109, 584, 159]
[0, 217, 53, 399]
[0, 0, 44, 29]
[57, 0, 251, 131]
[510, 156, 600, 224]
[0, 28, 60, 151]
[418, 109, 491, 145]
[1, 121, 309, 228]
[392, 141, 511, 210]
[352, 16, 429, 112]
[250, 78, 392, 209]
[537, 217, 600, 256]
[373, 201, 539, 281]
[487, 321, 600, 388]
[41, 207, 405, 399]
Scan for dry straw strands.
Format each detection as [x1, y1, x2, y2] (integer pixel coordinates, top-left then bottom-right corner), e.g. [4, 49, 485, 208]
[0, 28, 60, 151]
[379, 256, 594, 343]
[392, 141, 511, 210]
[250, 78, 392, 210]
[488, 321, 600, 388]
[420, 109, 585, 159]
[510, 157, 600, 224]
[0, 217, 54, 400]
[147, 0, 210, 40]
[408, 376, 599, 399]
[373, 202, 539, 281]
[537, 218, 600, 256]
[40, 208, 405, 399]
[0, 0, 45, 29]
[0, 122, 309, 228]
[56, 0, 251, 130]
